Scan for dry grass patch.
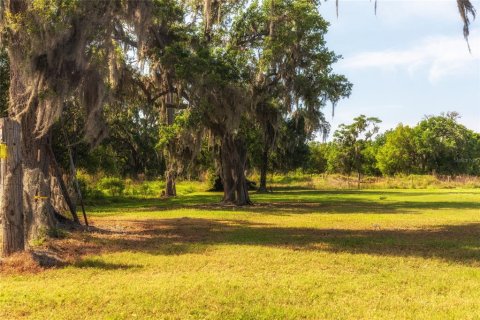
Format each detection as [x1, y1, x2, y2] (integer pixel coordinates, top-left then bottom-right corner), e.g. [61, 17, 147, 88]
[0, 252, 43, 274]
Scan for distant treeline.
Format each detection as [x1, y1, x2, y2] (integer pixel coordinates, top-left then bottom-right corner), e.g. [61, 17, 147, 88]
[59, 111, 479, 183]
[307, 112, 480, 177]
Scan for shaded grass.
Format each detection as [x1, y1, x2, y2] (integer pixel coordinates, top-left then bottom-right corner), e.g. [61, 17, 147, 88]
[1, 188, 480, 319]
[87, 188, 480, 217]
[63, 218, 480, 265]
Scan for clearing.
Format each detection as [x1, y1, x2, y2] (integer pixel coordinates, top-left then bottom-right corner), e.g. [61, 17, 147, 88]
[1, 189, 480, 319]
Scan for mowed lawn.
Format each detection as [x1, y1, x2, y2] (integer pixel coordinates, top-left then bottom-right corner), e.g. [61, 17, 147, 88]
[1, 189, 480, 319]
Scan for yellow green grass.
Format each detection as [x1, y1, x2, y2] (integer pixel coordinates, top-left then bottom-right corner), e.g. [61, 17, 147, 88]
[1, 188, 480, 319]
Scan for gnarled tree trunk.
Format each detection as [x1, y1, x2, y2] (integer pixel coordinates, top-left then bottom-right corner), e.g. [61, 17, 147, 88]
[21, 116, 56, 242]
[220, 134, 252, 205]
[8, 61, 57, 242]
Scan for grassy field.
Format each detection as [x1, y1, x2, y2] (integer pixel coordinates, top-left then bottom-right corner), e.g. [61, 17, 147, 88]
[1, 188, 480, 319]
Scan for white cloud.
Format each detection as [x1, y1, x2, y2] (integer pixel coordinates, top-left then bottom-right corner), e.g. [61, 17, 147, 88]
[340, 30, 480, 83]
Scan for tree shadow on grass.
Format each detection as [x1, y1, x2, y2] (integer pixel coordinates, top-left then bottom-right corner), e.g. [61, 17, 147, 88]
[88, 198, 480, 216]
[87, 194, 222, 214]
[269, 189, 480, 196]
[80, 218, 480, 266]
[188, 199, 480, 215]
[73, 258, 142, 270]
[87, 189, 480, 216]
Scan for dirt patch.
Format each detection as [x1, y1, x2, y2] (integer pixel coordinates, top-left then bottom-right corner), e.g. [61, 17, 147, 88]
[0, 218, 193, 274]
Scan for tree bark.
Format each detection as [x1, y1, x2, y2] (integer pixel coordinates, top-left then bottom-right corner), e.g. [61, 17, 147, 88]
[21, 114, 56, 241]
[7, 44, 57, 242]
[258, 145, 269, 193]
[165, 169, 177, 197]
[220, 134, 252, 205]
[164, 107, 177, 197]
[0, 118, 25, 257]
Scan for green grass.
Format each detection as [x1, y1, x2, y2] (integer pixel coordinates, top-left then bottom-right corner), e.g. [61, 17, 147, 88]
[1, 188, 480, 319]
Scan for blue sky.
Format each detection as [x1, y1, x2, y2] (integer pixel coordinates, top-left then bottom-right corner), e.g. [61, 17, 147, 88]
[316, 0, 480, 139]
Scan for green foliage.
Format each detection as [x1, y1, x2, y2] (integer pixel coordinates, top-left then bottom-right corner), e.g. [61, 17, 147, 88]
[310, 113, 480, 178]
[98, 177, 126, 197]
[376, 113, 480, 176]
[413, 113, 479, 175]
[377, 125, 418, 175]
[307, 143, 328, 174]
[331, 115, 381, 176]
[3, 0, 477, 197]
[271, 116, 311, 173]
[76, 172, 212, 201]
[229, 0, 351, 181]
[51, 94, 165, 179]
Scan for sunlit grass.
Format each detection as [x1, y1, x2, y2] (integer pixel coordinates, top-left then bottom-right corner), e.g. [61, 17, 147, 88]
[1, 188, 480, 319]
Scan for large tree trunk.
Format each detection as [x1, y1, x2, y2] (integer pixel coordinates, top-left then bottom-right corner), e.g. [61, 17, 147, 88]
[258, 145, 269, 193]
[0, 118, 25, 257]
[21, 114, 57, 242]
[220, 134, 252, 205]
[7, 45, 57, 242]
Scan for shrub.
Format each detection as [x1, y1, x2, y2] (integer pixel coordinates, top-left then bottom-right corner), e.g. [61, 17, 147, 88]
[98, 177, 125, 196]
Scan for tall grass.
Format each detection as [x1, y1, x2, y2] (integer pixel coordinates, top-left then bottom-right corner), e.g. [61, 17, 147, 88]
[77, 171, 209, 200]
[252, 171, 480, 190]
[78, 171, 480, 203]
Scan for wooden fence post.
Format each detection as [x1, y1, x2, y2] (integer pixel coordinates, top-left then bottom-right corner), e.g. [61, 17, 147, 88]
[0, 118, 24, 257]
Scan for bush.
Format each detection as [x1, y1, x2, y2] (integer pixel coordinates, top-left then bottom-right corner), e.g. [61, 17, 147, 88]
[98, 177, 125, 196]
[76, 171, 104, 199]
